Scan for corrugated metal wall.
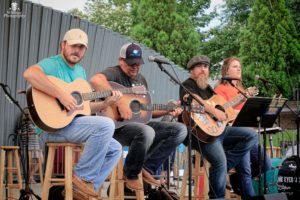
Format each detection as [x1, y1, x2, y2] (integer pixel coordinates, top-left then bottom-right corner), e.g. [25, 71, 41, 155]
[0, 0, 190, 145]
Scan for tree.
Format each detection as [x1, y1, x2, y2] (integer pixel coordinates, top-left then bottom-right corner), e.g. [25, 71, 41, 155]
[130, 0, 205, 68]
[69, 0, 213, 68]
[239, 0, 300, 99]
[286, 0, 300, 36]
[69, 0, 133, 36]
[68, 8, 88, 19]
[176, 0, 216, 27]
[200, 0, 255, 75]
[200, 23, 241, 76]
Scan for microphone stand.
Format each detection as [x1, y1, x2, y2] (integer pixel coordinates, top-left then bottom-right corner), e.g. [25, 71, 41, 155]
[0, 83, 41, 200]
[227, 81, 248, 99]
[155, 63, 204, 200]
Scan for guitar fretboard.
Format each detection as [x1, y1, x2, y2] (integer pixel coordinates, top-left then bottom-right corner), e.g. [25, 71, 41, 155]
[141, 104, 175, 111]
[140, 103, 204, 113]
[222, 94, 245, 110]
[82, 86, 146, 101]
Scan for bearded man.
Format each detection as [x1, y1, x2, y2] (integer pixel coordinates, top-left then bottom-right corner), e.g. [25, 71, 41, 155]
[179, 55, 258, 199]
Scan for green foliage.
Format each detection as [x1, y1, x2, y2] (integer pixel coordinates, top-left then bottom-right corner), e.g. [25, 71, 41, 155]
[221, 0, 255, 24]
[68, 0, 212, 69]
[68, 8, 89, 19]
[286, 0, 300, 36]
[69, 0, 133, 36]
[68, 0, 300, 95]
[177, 0, 215, 27]
[200, 0, 255, 76]
[130, 0, 205, 68]
[239, 0, 300, 99]
[200, 22, 242, 76]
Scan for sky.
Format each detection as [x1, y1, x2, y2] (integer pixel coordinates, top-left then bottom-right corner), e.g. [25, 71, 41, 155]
[30, 0, 87, 12]
[30, 0, 225, 13]
[29, 0, 224, 28]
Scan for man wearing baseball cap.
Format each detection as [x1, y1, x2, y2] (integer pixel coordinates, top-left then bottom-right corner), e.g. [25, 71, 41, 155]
[90, 43, 187, 191]
[179, 55, 258, 199]
[23, 29, 122, 199]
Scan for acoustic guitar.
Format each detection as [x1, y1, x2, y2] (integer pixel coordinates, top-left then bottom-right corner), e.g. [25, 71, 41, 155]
[98, 90, 204, 129]
[26, 76, 147, 132]
[182, 87, 258, 143]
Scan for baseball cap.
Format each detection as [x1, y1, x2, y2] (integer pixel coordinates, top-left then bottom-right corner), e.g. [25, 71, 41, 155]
[63, 28, 88, 48]
[187, 55, 210, 70]
[120, 43, 144, 65]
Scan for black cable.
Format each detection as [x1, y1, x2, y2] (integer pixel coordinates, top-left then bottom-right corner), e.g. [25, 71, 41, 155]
[0, 83, 41, 200]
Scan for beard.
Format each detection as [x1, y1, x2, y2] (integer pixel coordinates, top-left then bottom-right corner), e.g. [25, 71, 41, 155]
[62, 51, 82, 65]
[196, 74, 209, 90]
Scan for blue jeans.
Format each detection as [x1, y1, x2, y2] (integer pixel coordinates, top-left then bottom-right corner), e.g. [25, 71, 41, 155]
[233, 142, 272, 198]
[40, 116, 122, 191]
[250, 143, 272, 178]
[113, 121, 187, 179]
[190, 126, 257, 199]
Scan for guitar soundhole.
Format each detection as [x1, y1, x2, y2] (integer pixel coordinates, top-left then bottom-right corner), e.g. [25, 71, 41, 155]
[71, 91, 83, 106]
[130, 100, 141, 114]
[215, 105, 225, 112]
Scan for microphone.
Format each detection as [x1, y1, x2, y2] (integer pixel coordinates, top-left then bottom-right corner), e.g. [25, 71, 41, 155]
[255, 75, 271, 84]
[221, 76, 240, 81]
[18, 90, 26, 94]
[0, 82, 7, 87]
[148, 56, 171, 65]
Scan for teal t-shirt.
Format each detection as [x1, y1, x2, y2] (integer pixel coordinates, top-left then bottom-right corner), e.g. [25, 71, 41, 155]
[38, 54, 87, 82]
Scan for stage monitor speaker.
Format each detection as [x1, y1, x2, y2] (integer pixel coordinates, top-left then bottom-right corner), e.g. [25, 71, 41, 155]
[250, 193, 288, 200]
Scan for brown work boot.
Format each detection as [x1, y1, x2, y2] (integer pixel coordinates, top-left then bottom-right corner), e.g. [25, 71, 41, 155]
[124, 177, 143, 191]
[72, 174, 99, 197]
[62, 185, 90, 200]
[142, 168, 161, 187]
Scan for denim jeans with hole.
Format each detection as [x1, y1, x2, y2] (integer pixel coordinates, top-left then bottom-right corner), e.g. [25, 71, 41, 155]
[40, 116, 122, 191]
[113, 121, 187, 179]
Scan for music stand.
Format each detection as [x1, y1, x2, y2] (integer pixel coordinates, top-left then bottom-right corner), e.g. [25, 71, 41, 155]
[232, 96, 287, 195]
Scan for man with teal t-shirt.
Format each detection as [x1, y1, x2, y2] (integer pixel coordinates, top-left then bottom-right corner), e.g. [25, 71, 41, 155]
[23, 29, 122, 199]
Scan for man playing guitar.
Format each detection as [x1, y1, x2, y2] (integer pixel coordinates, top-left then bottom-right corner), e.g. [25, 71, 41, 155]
[23, 29, 122, 199]
[90, 43, 187, 191]
[179, 55, 258, 199]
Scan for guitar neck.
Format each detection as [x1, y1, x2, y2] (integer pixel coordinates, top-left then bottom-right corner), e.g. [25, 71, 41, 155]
[141, 103, 204, 113]
[81, 87, 143, 101]
[223, 94, 245, 110]
[141, 104, 175, 111]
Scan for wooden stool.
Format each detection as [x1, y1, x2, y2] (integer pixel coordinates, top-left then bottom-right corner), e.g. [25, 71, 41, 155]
[28, 149, 44, 184]
[180, 148, 209, 200]
[225, 169, 241, 200]
[108, 150, 144, 200]
[170, 146, 185, 189]
[42, 143, 83, 200]
[0, 146, 23, 200]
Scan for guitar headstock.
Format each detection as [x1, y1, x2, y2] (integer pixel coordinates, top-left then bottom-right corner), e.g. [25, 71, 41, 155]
[132, 85, 148, 95]
[246, 87, 259, 97]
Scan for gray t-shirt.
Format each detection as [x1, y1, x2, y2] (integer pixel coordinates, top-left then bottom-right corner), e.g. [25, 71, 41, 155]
[100, 65, 148, 89]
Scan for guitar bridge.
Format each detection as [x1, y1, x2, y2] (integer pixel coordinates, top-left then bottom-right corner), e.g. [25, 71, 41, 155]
[56, 99, 65, 111]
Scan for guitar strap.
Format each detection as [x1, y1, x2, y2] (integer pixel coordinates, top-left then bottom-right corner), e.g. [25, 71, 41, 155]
[207, 85, 216, 95]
